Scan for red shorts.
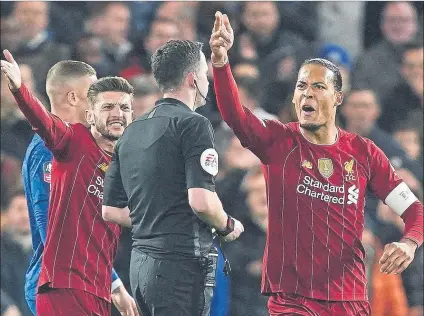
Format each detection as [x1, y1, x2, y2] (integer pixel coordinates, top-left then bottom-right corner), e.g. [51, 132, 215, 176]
[36, 288, 111, 316]
[268, 293, 370, 316]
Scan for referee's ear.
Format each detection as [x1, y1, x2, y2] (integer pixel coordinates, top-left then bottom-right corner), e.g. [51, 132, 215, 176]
[188, 72, 196, 89]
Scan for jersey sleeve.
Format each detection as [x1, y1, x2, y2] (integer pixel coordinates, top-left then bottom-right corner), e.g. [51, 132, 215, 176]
[213, 63, 287, 162]
[28, 145, 52, 244]
[368, 141, 415, 213]
[103, 142, 128, 208]
[368, 141, 423, 246]
[181, 116, 217, 192]
[12, 83, 73, 158]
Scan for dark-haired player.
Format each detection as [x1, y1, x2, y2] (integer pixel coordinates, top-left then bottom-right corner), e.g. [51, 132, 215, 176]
[210, 12, 423, 316]
[1, 50, 138, 316]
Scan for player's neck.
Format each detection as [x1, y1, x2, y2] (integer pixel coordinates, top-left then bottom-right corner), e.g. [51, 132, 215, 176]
[91, 129, 115, 155]
[300, 125, 339, 145]
[51, 105, 80, 125]
[163, 90, 195, 111]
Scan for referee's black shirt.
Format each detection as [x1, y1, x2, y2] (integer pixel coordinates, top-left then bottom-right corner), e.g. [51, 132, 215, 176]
[103, 98, 218, 259]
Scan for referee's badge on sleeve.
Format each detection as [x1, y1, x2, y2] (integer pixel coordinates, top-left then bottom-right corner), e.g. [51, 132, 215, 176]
[43, 162, 52, 183]
[200, 149, 218, 176]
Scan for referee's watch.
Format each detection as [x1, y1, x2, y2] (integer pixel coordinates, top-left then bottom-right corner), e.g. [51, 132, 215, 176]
[216, 216, 235, 237]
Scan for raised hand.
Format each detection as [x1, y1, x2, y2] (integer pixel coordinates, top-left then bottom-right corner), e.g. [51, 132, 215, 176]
[0, 49, 22, 91]
[209, 11, 234, 66]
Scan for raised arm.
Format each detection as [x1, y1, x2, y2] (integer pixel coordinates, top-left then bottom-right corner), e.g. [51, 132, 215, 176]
[1, 50, 71, 155]
[210, 12, 280, 158]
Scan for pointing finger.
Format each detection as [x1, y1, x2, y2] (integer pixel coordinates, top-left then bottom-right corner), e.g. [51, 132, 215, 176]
[222, 14, 233, 35]
[3, 49, 15, 64]
[213, 11, 222, 32]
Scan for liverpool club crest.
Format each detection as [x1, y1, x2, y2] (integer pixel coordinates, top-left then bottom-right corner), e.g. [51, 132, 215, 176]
[344, 159, 356, 181]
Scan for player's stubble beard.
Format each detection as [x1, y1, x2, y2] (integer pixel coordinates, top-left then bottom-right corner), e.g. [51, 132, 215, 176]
[300, 122, 326, 132]
[95, 118, 128, 141]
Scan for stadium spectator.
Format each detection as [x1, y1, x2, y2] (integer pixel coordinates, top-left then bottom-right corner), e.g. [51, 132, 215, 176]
[156, 1, 200, 42]
[1, 191, 32, 316]
[277, 2, 318, 43]
[84, 3, 107, 38]
[129, 74, 161, 117]
[12, 1, 71, 96]
[72, 33, 116, 78]
[317, 2, 365, 59]
[393, 124, 422, 162]
[0, 16, 24, 53]
[119, 17, 182, 80]
[341, 88, 422, 178]
[235, 2, 308, 61]
[379, 42, 423, 133]
[352, 1, 420, 99]
[101, 2, 133, 69]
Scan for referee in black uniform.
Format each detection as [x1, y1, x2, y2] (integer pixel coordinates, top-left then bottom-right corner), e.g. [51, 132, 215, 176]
[102, 40, 244, 316]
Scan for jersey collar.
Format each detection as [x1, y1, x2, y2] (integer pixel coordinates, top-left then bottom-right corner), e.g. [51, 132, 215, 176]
[155, 98, 192, 111]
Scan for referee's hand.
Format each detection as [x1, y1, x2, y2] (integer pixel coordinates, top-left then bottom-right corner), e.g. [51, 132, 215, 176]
[223, 218, 244, 242]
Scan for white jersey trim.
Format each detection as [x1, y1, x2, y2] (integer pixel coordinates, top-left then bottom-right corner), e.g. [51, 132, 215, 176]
[385, 182, 418, 216]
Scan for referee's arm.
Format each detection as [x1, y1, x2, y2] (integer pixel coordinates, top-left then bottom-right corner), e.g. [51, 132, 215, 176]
[183, 116, 244, 241]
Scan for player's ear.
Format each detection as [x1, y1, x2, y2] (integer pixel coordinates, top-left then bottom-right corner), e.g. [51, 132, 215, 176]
[85, 109, 95, 126]
[335, 91, 343, 107]
[68, 91, 78, 106]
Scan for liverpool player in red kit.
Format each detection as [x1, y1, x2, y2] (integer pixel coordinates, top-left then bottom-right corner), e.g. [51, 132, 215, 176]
[1, 50, 139, 316]
[210, 12, 423, 316]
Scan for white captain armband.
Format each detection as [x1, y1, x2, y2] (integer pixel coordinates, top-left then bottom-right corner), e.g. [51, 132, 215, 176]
[385, 182, 418, 216]
[111, 278, 123, 293]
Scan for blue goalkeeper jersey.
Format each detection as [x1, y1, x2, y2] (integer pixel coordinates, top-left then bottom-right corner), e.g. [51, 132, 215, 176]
[22, 134, 120, 314]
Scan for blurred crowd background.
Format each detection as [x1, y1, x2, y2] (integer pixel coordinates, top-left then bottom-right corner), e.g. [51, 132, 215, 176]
[0, 1, 423, 316]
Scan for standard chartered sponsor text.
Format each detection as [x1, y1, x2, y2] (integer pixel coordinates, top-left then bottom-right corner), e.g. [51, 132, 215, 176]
[88, 176, 104, 199]
[297, 175, 345, 204]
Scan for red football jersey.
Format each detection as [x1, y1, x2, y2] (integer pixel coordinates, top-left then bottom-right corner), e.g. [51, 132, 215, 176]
[213, 63, 422, 302]
[13, 84, 120, 302]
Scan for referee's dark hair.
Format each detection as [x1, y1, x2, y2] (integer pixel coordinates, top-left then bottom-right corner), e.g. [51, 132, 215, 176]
[151, 40, 203, 92]
[87, 76, 134, 107]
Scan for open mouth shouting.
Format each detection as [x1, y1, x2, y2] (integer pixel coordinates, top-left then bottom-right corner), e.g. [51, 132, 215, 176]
[301, 104, 316, 117]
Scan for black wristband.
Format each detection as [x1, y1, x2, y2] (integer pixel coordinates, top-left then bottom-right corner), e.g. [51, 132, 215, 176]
[216, 216, 235, 237]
